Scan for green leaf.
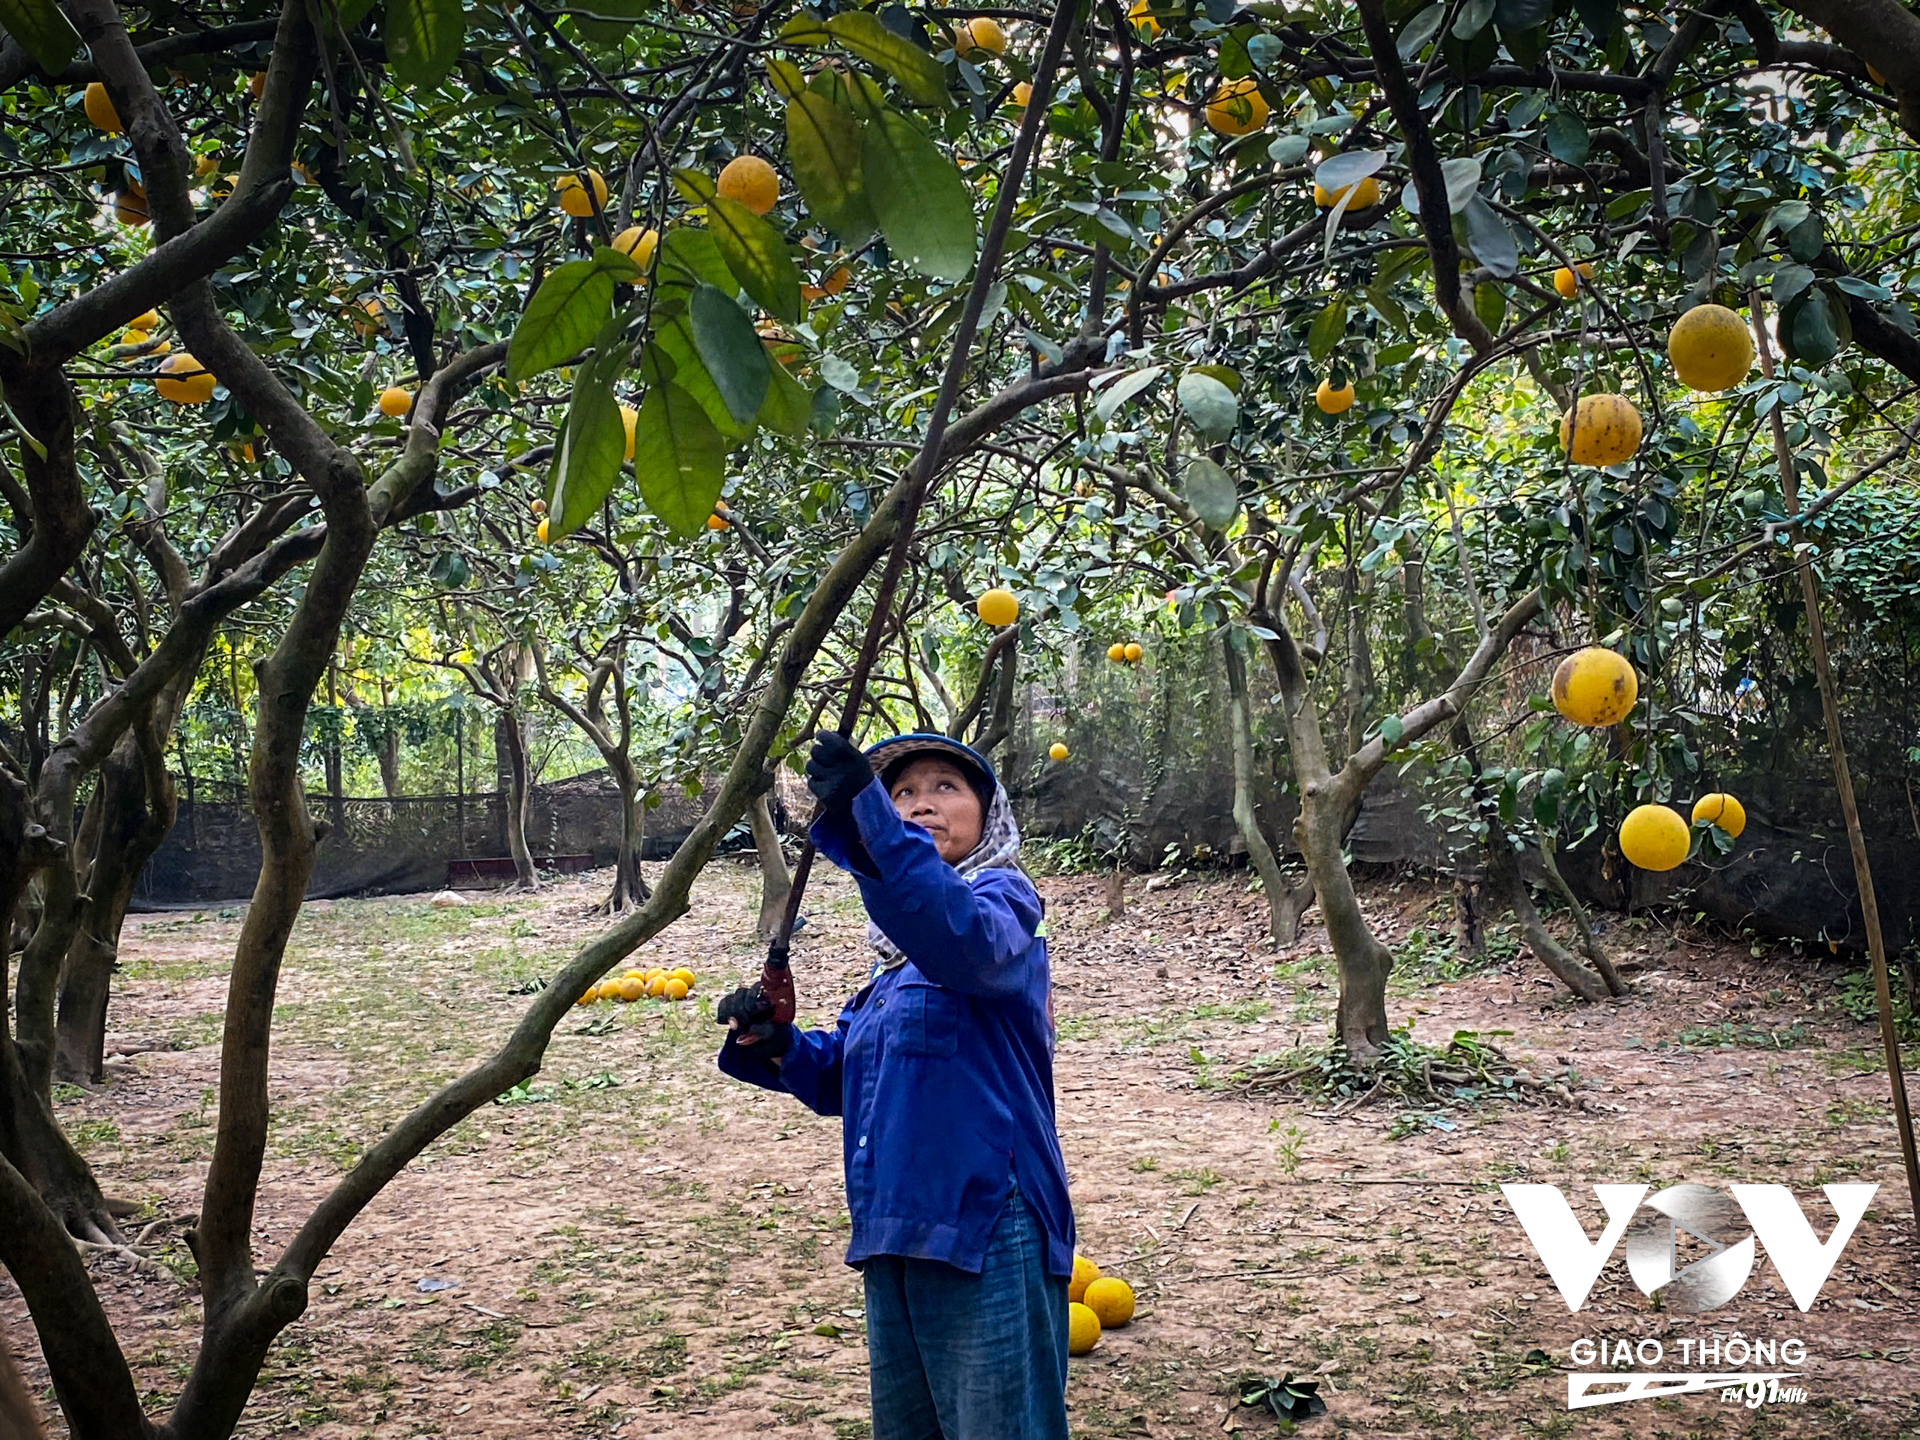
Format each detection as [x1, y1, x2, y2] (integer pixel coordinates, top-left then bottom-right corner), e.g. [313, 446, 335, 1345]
[1184, 459, 1240, 531]
[1787, 290, 1841, 366]
[0, 0, 79, 74]
[707, 196, 803, 323]
[1094, 365, 1166, 424]
[648, 319, 755, 439]
[507, 249, 640, 383]
[786, 92, 876, 245]
[1544, 111, 1590, 164]
[861, 111, 976, 281]
[825, 11, 950, 108]
[546, 371, 627, 539]
[1396, 4, 1444, 57]
[384, 0, 465, 89]
[1307, 298, 1347, 361]
[633, 384, 727, 537]
[426, 551, 471, 588]
[757, 358, 814, 439]
[1461, 195, 1518, 278]
[1473, 278, 1508, 331]
[1177, 372, 1238, 441]
[1380, 714, 1405, 745]
[688, 284, 771, 426]
[655, 227, 737, 300]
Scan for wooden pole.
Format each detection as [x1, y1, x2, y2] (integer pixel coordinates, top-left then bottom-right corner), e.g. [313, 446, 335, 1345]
[1747, 291, 1920, 1230]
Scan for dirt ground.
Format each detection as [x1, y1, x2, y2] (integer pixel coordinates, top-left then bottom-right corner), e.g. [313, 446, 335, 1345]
[5, 858, 1919, 1439]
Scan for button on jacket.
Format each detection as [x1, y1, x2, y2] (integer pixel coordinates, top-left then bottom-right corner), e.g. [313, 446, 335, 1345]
[717, 778, 1074, 1278]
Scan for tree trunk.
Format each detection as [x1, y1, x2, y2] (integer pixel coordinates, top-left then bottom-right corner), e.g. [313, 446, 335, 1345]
[749, 790, 791, 939]
[1452, 873, 1486, 960]
[55, 735, 177, 1085]
[0, 1318, 45, 1440]
[603, 759, 648, 914]
[1483, 830, 1608, 1000]
[376, 726, 400, 799]
[1222, 633, 1311, 947]
[1260, 629, 1394, 1061]
[498, 709, 535, 889]
[1537, 836, 1624, 995]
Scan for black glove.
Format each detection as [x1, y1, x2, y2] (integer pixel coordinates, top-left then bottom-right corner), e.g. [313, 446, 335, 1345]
[806, 731, 873, 814]
[716, 978, 794, 1055]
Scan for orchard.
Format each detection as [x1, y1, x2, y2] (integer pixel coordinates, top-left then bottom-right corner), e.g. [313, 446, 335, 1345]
[3, 0, 1920, 1432]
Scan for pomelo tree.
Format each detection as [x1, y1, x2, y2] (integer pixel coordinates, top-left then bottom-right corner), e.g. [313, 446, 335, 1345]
[2, 0, 1919, 1429]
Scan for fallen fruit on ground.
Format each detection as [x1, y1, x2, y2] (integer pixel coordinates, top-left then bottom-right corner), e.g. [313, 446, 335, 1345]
[1553, 262, 1593, 299]
[717, 155, 779, 215]
[1551, 647, 1638, 727]
[1692, 792, 1747, 838]
[1069, 1253, 1100, 1302]
[670, 968, 697, 991]
[1316, 378, 1355, 414]
[1068, 1301, 1101, 1355]
[1048, 742, 1069, 762]
[977, 587, 1020, 626]
[155, 352, 215, 404]
[618, 976, 647, 1002]
[556, 169, 608, 217]
[664, 977, 690, 1001]
[1667, 303, 1754, 393]
[1619, 804, 1691, 872]
[378, 386, 410, 418]
[1205, 79, 1268, 136]
[1559, 393, 1642, 466]
[577, 985, 598, 1005]
[1083, 1276, 1135, 1327]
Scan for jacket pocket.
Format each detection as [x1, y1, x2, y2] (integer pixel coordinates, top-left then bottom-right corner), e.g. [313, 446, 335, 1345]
[891, 978, 961, 1059]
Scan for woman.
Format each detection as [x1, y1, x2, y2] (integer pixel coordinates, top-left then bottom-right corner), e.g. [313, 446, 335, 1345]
[716, 730, 1073, 1440]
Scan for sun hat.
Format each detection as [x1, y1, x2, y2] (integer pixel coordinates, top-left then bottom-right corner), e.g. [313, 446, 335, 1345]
[862, 732, 998, 813]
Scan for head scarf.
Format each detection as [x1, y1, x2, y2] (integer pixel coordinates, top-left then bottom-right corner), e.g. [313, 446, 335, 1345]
[868, 781, 1023, 972]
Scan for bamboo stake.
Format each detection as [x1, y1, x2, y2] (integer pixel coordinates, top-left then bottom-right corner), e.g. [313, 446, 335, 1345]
[1747, 290, 1920, 1230]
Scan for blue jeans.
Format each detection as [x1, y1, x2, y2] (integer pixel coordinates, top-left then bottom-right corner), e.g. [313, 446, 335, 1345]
[862, 1185, 1070, 1440]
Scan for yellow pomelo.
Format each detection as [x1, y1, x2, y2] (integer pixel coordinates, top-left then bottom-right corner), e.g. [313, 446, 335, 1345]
[612, 226, 659, 271]
[954, 17, 1007, 59]
[717, 155, 779, 216]
[977, 587, 1020, 626]
[1069, 1253, 1101, 1303]
[1553, 262, 1593, 299]
[1313, 176, 1380, 210]
[113, 188, 150, 226]
[577, 985, 598, 1006]
[1123, 642, 1143, 662]
[1619, 804, 1690, 872]
[84, 82, 122, 133]
[1083, 1276, 1135, 1327]
[155, 352, 215, 404]
[1691, 792, 1747, 838]
[1667, 303, 1753, 393]
[671, 968, 697, 990]
[1205, 78, 1268, 136]
[536, 518, 550, 544]
[131, 309, 161, 330]
[1068, 1301, 1102, 1354]
[1008, 81, 1033, 112]
[618, 976, 647, 1002]
[556, 169, 608, 217]
[1315, 378, 1355, 414]
[647, 974, 671, 998]
[1048, 742, 1069, 762]
[123, 328, 149, 347]
[1107, 643, 1126, 662]
[1559, 393, 1642, 466]
[1128, 0, 1161, 35]
[664, 977, 690, 1001]
[378, 386, 411, 417]
[1550, 647, 1638, 727]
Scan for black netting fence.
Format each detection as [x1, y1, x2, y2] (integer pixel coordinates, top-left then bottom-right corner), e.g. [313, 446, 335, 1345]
[137, 770, 716, 905]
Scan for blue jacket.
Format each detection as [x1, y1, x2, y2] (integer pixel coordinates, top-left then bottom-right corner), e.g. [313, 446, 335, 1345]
[717, 778, 1074, 1279]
